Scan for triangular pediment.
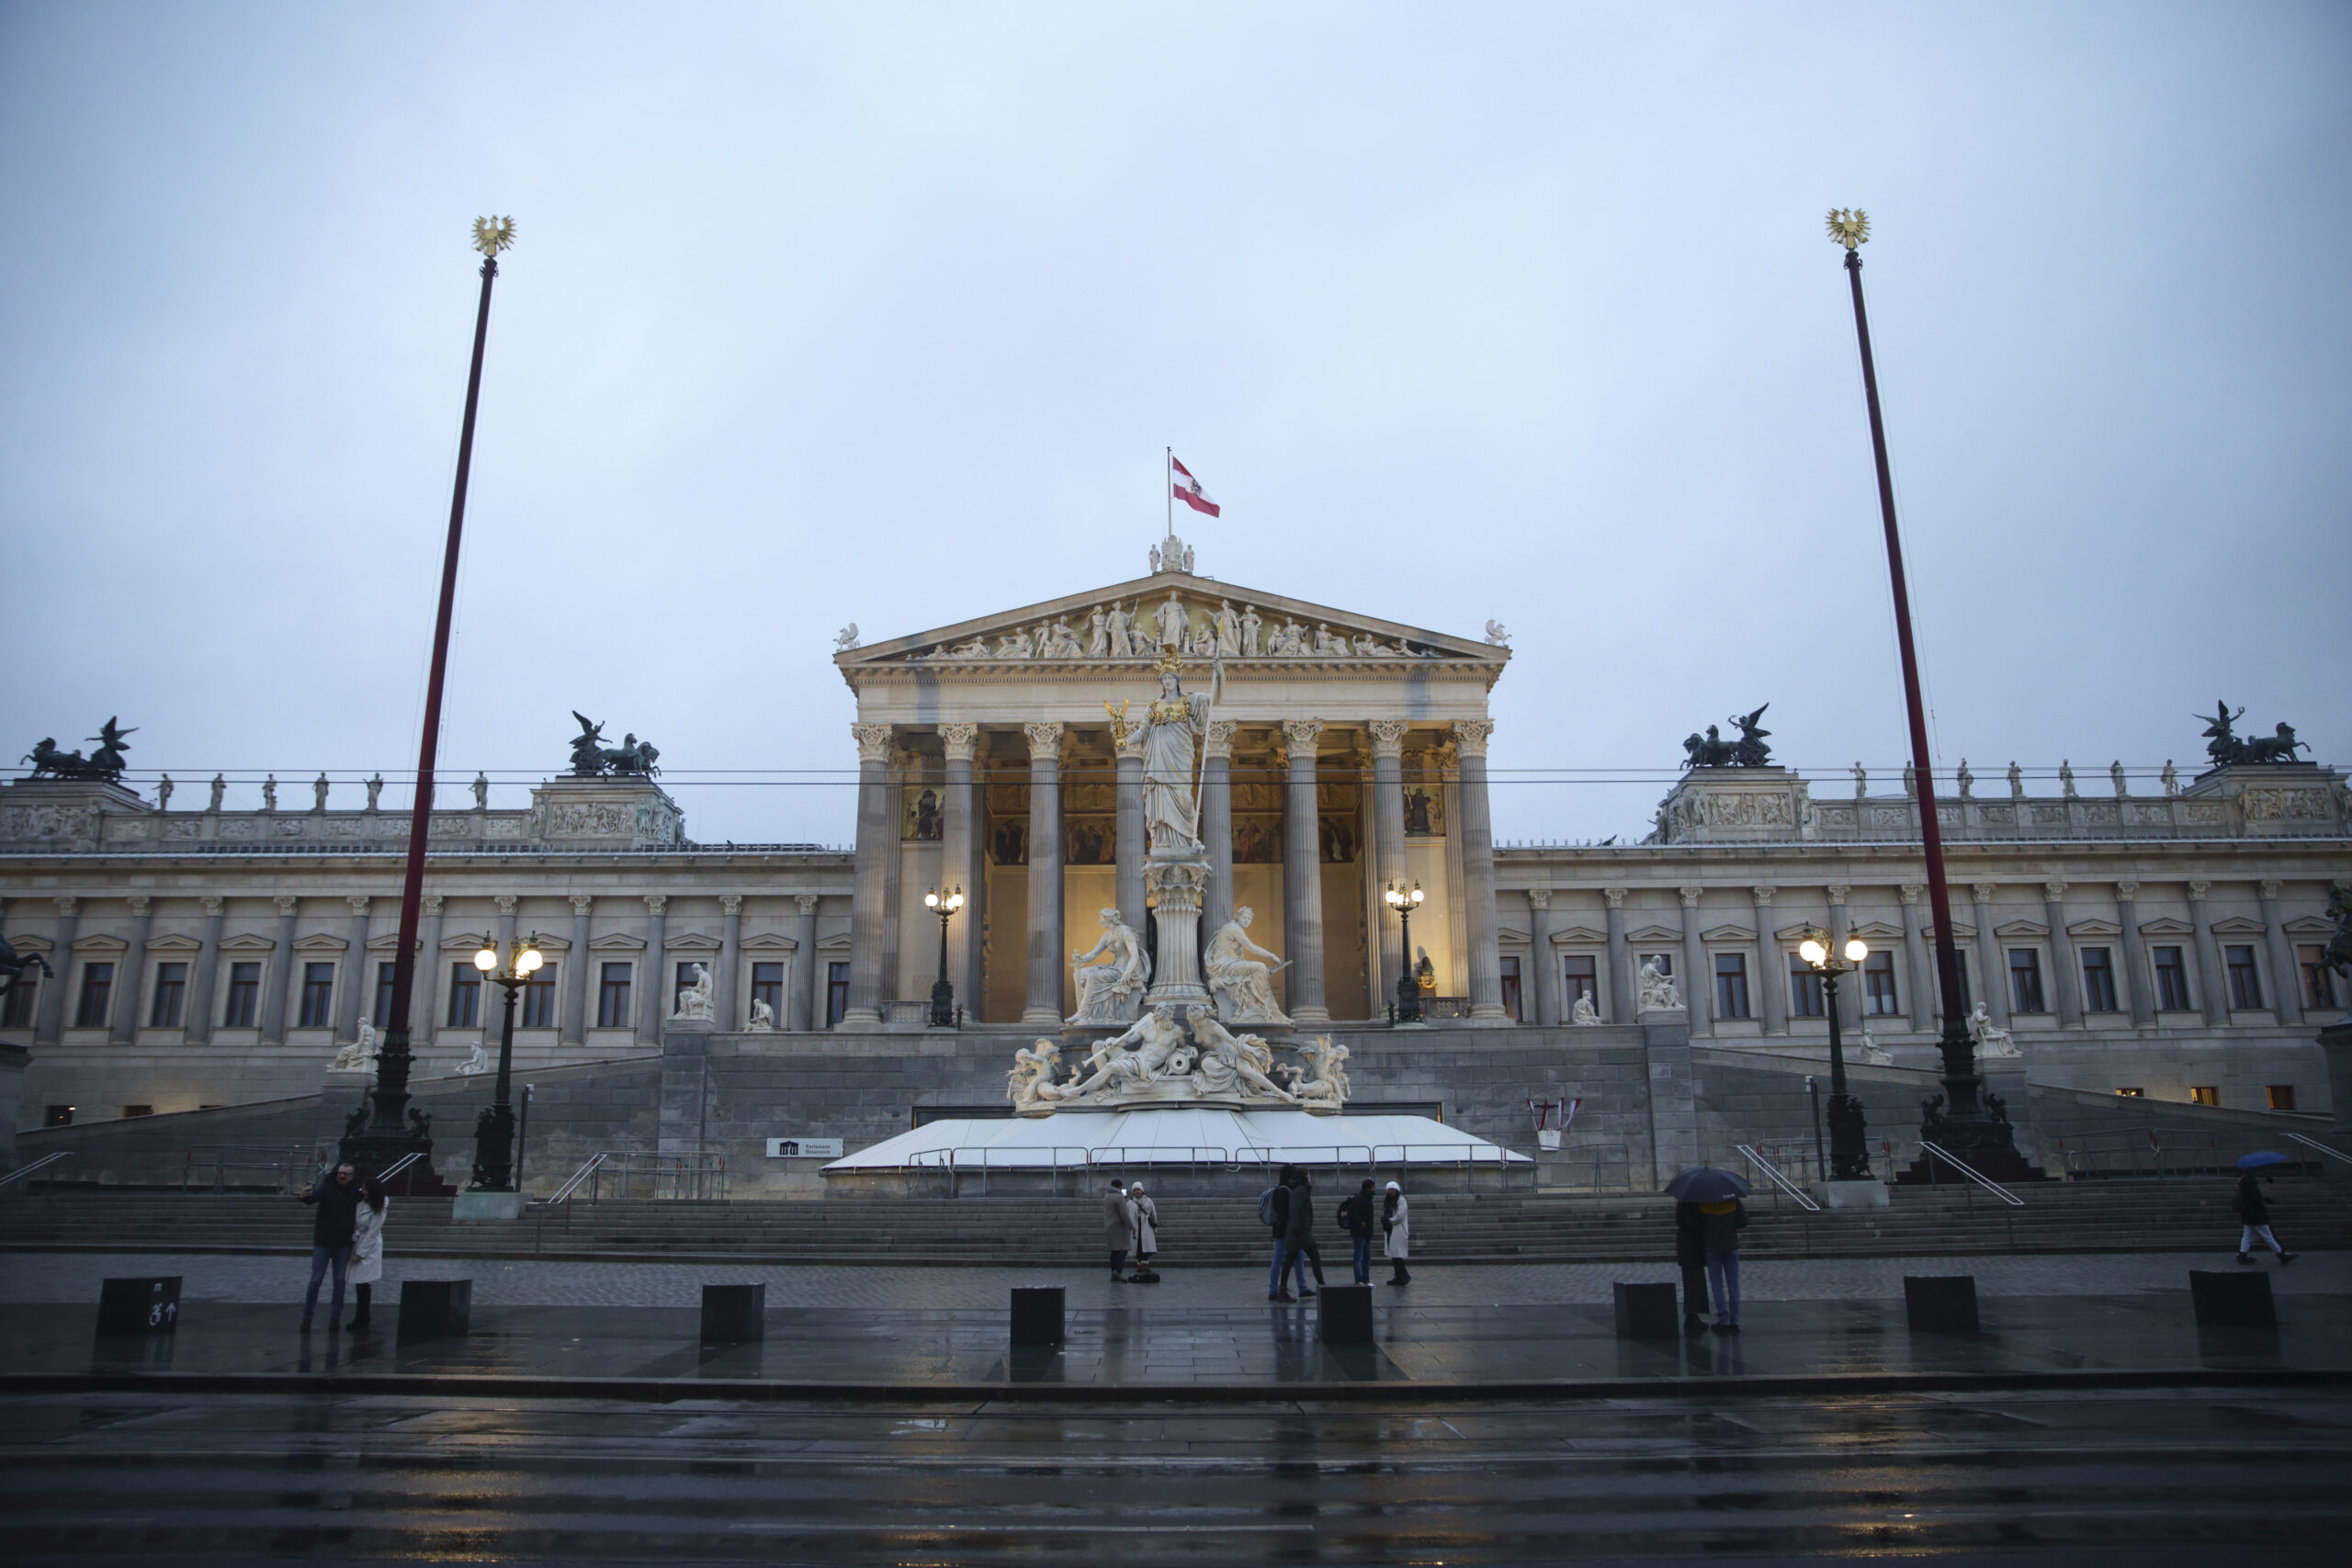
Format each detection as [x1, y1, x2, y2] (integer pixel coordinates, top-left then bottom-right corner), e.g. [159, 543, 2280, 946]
[836, 569, 1507, 677]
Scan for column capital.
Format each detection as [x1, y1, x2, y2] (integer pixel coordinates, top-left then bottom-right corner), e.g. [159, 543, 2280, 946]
[1367, 718, 1409, 759]
[494, 894, 518, 916]
[851, 722, 893, 763]
[644, 894, 669, 915]
[275, 895, 299, 916]
[1116, 725, 1148, 761]
[1678, 886, 1703, 908]
[1825, 884, 1850, 903]
[128, 894, 152, 916]
[2114, 880, 2139, 899]
[720, 894, 743, 916]
[1602, 886, 1626, 908]
[346, 895, 371, 916]
[938, 722, 980, 762]
[2188, 880, 2211, 901]
[1900, 883, 1924, 904]
[570, 893, 594, 915]
[1451, 718, 1495, 759]
[54, 895, 79, 917]
[2259, 878, 2283, 899]
[1022, 721, 1065, 757]
[1526, 887, 1552, 910]
[201, 895, 224, 916]
[1281, 717, 1324, 751]
[1202, 720, 1238, 761]
[2042, 880, 2068, 902]
[1751, 885, 1775, 906]
[1971, 882, 1998, 903]
[422, 894, 445, 916]
[795, 893, 820, 916]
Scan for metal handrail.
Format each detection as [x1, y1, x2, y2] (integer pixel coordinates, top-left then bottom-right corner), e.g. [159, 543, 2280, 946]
[2283, 1131, 2352, 1167]
[378, 1151, 424, 1180]
[1736, 1144, 1821, 1212]
[1918, 1141, 2026, 1206]
[545, 1152, 612, 1205]
[0, 1151, 74, 1190]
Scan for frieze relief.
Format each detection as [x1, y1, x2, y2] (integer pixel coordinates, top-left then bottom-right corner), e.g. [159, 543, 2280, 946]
[2241, 788, 2332, 822]
[898, 590, 1468, 666]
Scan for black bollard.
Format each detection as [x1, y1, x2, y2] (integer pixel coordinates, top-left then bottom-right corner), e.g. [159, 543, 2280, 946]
[1612, 1280, 1680, 1340]
[1011, 1287, 1064, 1346]
[96, 1277, 181, 1337]
[1318, 1284, 1374, 1344]
[700, 1283, 766, 1345]
[2189, 1269, 2276, 1328]
[1904, 1275, 1981, 1333]
[396, 1280, 473, 1339]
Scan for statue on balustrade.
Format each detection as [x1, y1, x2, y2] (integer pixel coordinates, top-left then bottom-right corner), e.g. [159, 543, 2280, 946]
[568, 712, 662, 778]
[1679, 705, 1770, 770]
[2199, 701, 2312, 767]
[21, 717, 136, 784]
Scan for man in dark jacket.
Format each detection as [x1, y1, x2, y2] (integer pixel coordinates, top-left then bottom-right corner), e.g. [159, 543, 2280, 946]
[1340, 1179, 1377, 1284]
[1673, 1201, 1710, 1333]
[1264, 1167, 1315, 1303]
[2236, 1171, 2297, 1265]
[298, 1162, 363, 1331]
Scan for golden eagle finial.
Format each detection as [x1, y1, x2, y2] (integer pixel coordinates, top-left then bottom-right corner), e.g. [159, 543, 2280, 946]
[472, 216, 517, 260]
[1826, 209, 1870, 251]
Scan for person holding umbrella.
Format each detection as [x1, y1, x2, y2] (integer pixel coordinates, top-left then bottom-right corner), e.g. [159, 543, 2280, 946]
[2233, 1153, 2298, 1266]
[1664, 1167, 1751, 1335]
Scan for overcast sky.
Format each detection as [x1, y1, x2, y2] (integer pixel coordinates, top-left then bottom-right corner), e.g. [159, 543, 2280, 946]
[4, 3, 2346, 847]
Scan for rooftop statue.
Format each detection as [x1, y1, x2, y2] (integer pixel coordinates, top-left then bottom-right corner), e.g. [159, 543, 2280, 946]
[567, 711, 662, 778]
[1679, 705, 1771, 770]
[2199, 700, 2312, 767]
[20, 716, 137, 784]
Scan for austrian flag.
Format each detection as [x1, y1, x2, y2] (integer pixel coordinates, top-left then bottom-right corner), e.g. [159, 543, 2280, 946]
[1170, 455, 1220, 517]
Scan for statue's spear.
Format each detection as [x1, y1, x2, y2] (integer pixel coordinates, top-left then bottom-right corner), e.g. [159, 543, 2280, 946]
[1188, 646, 1224, 845]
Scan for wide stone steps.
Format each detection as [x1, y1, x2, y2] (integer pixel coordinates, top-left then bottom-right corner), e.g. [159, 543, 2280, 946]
[6, 1184, 2345, 1263]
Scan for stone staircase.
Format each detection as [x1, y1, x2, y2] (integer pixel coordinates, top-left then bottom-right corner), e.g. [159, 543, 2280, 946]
[4, 1180, 2346, 1265]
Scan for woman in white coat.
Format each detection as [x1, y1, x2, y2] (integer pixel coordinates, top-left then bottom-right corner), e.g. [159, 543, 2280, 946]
[1382, 1179, 1411, 1286]
[346, 1174, 388, 1330]
[1128, 1180, 1160, 1280]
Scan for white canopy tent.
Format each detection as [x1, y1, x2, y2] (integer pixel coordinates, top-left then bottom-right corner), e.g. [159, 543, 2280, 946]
[823, 1107, 1528, 1174]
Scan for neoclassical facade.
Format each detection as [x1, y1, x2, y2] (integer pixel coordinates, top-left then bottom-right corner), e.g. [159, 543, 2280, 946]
[5, 536, 2348, 1128]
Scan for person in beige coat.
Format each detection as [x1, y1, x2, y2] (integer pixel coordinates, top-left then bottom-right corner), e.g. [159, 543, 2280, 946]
[346, 1174, 388, 1330]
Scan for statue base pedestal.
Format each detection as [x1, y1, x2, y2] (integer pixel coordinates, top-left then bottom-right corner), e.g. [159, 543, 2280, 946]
[1142, 853, 1213, 1010]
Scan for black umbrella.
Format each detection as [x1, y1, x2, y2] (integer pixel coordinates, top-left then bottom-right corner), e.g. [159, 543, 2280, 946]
[1664, 1167, 1751, 1202]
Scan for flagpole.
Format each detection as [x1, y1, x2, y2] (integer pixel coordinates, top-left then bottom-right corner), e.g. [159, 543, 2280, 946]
[1164, 446, 1172, 545]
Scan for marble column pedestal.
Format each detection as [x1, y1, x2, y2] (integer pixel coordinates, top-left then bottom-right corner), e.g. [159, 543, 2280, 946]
[1143, 850, 1213, 1011]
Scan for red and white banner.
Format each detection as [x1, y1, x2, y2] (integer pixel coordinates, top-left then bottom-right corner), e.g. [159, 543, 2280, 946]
[1170, 455, 1220, 517]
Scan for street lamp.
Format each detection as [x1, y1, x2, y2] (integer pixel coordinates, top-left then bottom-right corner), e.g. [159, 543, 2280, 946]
[1385, 882, 1427, 1024]
[468, 933, 541, 1191]
[1796, 925, 1872, 1182]
[923, 886, 964, 1028]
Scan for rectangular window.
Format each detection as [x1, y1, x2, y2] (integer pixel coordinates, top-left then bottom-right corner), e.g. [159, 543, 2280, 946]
[446, 963, 480, 1029]
[43, 1105, 73, 1127]
[1713, 953, 1750, 1020]
[1788, 959, 1826, 1019]
[522, 964, 558, 1029]
[2301, 945, 2340, 1010]
[2225, 945, 2263, 1010]
[149, 962, 187, 1028]
[596, 962, 633, 1028]
[1498, 956, 1521, 1021]
[826, 962, 851, 1028]
[298, 963, 336, 1029]
[74, 962, 115, 1028]
[2116, 1087, 2144, 1098]
[373, 962, 397, 1026]
[2007, 949, 2045, 1014]
[222, 963, 262, 1028]
[2153, 946, 2192, 1011]
[1863, 950, 1899, 1015]
[2080, 948, 2118, 1013]
[2267, 1085, 2298, 1111]
[120, 1104, 153, 1118]
[1561, 955, 1597, 1011]
[2, 971, 36, 1028]
[752, 961, 785, 1022]
[2190, 1086, 2221, 1107]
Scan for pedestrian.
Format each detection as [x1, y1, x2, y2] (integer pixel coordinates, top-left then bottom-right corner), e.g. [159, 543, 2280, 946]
[1340, 1178, 1376, 1284]
[1103, 1178, 1136, 1282]
[1699, 1196, 1746, 1333]
[1283, 1168, 1320, 1297]
[1261, 1165, 1307, 1303]
[1674, 1199, 1710, 1334]
[1129, 1179, 1160, 1282]
[346, 1172, 388, 1330]
[297, 1161, 363, 1331]
[1382, 1179, 1411, 1286]
[2234, 1169, 2298, 1266]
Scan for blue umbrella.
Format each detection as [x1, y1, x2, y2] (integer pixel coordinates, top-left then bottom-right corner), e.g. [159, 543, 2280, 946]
[2235, 1151, 2290, 1170]
[1664, 1167, 1752, 1201]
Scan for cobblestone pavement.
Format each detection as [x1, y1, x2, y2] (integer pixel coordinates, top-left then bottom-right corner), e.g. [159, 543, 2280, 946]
[1, 1247, 2340, 1308]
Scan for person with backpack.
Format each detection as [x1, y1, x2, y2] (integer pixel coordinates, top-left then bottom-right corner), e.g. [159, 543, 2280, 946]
[1339, 1178, 1377, 1284]
[1699, 1196, 1747, 1333]
[1382, 1179, 1411, 1286]
[2235, 1169, 2298, 1266]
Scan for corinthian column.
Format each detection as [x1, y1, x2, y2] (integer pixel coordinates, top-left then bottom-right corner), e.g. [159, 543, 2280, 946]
[35, 897, 78, 1044]
[564, 895, 592, 1044]
[639, 894, 668, 1044]
[1281, 718, 1329, 1024]
[2260, 879, 2301, 1027]
[112, 895, 153, 1044]
[1751, 886, 1783, 1036]
[1526, 888, 1557, 1025]
[1971, 884, 2006, 1030]
[718, 894, 743, 1029]
[1114, 724, 1148, 938]
[1022, 722, 1066, 1026]
[939, 724, 983, 1013]
[1368, 719, 1408, 1010]
[261, 896, 298, 1044]
[1603, 887, 1632, 1023]
[790, 894, 820, 1031]
[842, 722, 893, 1028]
[335, 896, 371, 1045]
[2188, 880, 2227, 1024]
[1200, 721, 1238, 942]
[2115, 881, 2154, 1025]
[2043, 881, 2081, 1028]
[1454, 719, 1508, 1024]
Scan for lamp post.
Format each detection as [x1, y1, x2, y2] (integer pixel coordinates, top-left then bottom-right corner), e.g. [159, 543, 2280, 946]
[1385, 882, 1426, 1024]
[1796, 925, 1871, 1181]
[923, 886, 964, 1027]
[468, 933, 541, 1190]
[1828, 209, 2022, 1177]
